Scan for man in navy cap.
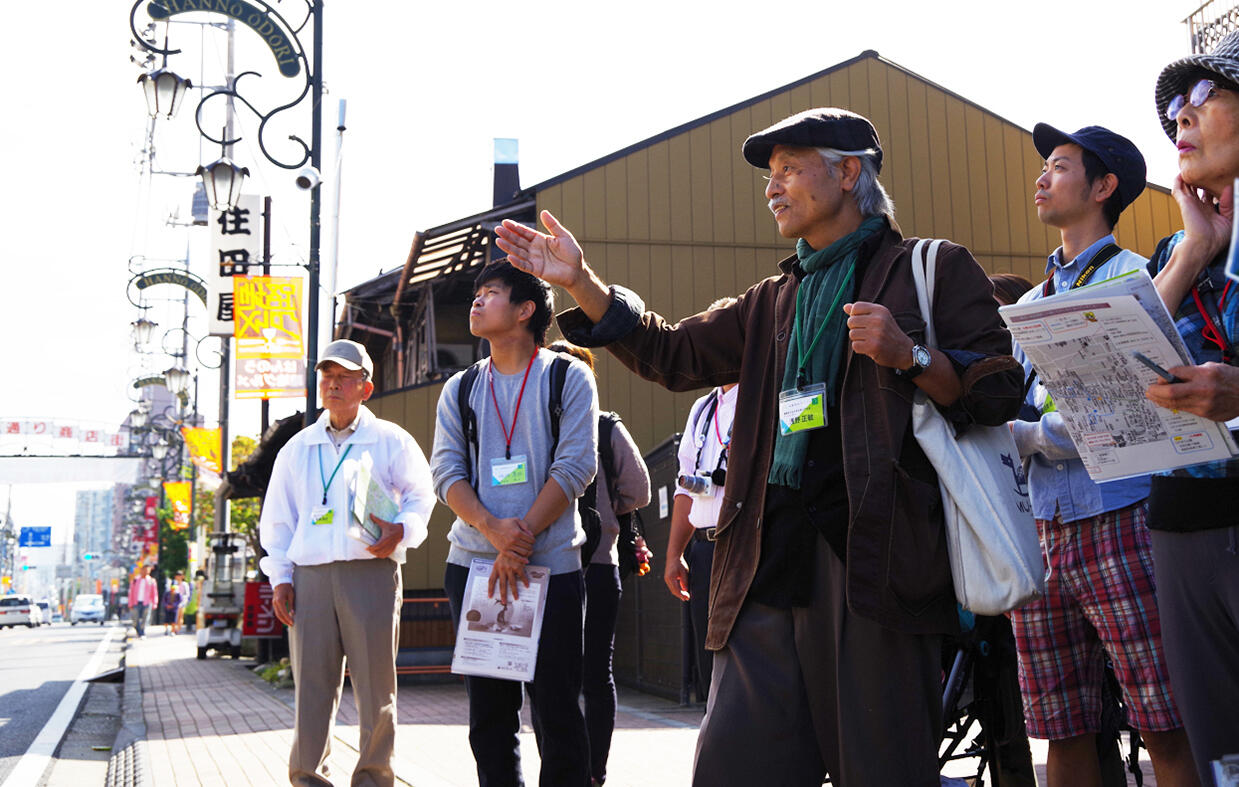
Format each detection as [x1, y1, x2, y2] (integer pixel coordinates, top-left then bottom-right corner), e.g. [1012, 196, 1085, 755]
[1008, 125, 1197, 787]
[496, 108, 1022, 786]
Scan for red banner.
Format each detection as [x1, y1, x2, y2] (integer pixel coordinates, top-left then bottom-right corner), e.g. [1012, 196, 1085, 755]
[242, 581, 282, 638]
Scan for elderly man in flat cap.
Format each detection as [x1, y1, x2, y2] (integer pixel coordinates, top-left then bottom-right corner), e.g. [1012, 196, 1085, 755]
[260, 339, 435, 787]
[496, 108, 1022, 786]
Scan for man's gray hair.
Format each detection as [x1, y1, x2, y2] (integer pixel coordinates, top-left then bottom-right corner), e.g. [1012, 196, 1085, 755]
[816, 148, 894, 220]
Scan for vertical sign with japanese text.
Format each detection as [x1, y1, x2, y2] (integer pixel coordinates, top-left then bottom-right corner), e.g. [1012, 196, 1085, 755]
[163, 481, 192, 531]
[233, 276, 306, 399]
[209, 195, 264, 336]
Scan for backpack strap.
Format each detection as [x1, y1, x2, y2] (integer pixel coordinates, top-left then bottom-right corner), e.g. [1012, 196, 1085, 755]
[597, 411, 620, 506]
[457, 361, 484, 489]
[547, 355, 570, 459]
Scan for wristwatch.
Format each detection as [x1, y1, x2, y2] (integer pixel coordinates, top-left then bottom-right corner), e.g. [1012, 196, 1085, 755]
[896, 344, 932, 380]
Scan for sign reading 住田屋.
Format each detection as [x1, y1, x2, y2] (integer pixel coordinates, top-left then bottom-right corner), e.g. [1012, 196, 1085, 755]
[233, 275, 306, 399]
[18, 527, 51, 548]
[208, 195, 264, 336]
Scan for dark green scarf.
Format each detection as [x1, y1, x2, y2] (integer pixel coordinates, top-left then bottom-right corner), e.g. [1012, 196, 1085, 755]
[768, 215, 886, 489]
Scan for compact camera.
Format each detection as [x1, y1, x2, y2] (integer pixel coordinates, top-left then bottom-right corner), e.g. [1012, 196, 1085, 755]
[677, 473, 714, 497]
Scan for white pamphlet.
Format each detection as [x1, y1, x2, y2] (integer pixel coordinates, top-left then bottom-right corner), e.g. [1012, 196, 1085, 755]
[1000, 269, 1237, 482]
[450, 558, 550, 682]
[349, 454, 400, 545]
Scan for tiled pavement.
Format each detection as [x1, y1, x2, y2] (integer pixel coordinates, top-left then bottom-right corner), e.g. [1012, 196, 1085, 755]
[128, 632, 1160, 786]
[130, 633, 700, 786]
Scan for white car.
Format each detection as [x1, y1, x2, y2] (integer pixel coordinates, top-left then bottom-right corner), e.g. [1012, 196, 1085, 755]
[35, 599, 54, 626]
[70, 594, 106, 625]
[0, 595, 40, 628]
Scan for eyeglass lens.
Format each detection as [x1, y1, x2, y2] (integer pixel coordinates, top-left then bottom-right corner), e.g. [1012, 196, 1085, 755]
[1167, 79, 1217, 122]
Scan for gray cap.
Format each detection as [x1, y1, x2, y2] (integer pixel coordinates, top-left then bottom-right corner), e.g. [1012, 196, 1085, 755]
[316, 339, 373, 379]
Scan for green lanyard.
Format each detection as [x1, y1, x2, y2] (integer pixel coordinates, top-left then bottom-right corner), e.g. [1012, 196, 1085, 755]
[792, 262, 856, 387]
[317, 444, 353, 505]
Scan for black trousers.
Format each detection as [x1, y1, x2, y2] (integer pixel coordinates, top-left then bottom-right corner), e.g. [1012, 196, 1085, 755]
[686, 538, 715, 700]
[445, 563, 590, 787]
[582, 563, 622, 783]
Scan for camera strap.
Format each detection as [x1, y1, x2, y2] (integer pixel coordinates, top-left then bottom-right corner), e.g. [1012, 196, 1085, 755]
[691, 388, 729, 477]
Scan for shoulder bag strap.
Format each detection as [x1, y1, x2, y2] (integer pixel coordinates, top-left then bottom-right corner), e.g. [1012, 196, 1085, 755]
[457, 361, 483, 489]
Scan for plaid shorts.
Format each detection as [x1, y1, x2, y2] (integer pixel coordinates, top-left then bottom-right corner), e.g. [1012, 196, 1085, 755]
[1009, 501, 1182, 739]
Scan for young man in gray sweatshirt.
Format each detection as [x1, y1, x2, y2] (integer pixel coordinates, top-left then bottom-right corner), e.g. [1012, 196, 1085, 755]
[431, 260, 598, 786]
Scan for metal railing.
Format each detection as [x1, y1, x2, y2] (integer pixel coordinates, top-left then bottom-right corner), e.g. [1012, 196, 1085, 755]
[1185, 0, 1239, 53]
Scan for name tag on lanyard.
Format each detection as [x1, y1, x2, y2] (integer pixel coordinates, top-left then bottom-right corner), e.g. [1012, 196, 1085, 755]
[491, 454, 529, 486]
[778, 383, 827, 435]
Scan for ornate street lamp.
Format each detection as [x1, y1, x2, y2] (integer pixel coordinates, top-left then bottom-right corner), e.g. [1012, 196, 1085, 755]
[131, 316, 157, 350]
[163, 365, 191, 396]
[137, 66, 192, 120]
[151, 439, 170, 462]
[128, 408, 149, 429]
[195, 155, 249, 211]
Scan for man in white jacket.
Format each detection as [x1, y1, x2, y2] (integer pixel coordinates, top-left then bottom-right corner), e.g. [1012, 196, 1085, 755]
[260, 339, 435, 787]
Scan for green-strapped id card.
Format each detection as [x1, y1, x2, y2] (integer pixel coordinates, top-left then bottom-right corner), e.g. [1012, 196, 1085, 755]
[311, 505, 334, 525]
[490, 455, 529, 487]
[778, 383, 827, 435]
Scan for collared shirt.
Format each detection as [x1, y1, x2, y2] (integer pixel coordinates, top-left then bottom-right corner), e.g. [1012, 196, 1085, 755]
[258, 405, 436, 587]
[325, 410, 361, 449]
[1010, 234, 1151, 522]
[675, 386, 738, 530]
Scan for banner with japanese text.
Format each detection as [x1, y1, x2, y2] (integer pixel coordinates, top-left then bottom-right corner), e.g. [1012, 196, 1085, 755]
[233, 275, 306, 399]
[181, 426, 222, 475]
[209, 194, 264, 336]
[163, 481, 192, 531]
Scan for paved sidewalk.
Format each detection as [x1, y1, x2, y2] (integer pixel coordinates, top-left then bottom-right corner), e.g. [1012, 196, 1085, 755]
[128, 632, 701, 786]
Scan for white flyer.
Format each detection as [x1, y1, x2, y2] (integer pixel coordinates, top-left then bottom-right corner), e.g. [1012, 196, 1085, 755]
[1000, 270, 1237, 482]
[450, 558, 550, 682]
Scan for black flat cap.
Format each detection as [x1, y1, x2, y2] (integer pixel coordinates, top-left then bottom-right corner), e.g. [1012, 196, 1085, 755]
[742, 108, 883, 171]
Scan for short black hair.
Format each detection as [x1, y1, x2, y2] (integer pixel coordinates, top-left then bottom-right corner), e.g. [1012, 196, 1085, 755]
[1080, 148, 1124, 230]
[473, 260, 554, 346]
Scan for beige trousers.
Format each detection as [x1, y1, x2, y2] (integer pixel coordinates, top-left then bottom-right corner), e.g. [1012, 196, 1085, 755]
[289, 559, 402, 787]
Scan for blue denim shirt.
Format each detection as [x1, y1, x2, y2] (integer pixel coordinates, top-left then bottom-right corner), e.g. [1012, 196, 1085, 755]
[1010, 235, 1151, 522]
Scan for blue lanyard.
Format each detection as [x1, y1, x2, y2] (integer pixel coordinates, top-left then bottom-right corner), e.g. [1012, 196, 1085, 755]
[317, 444, 353, 505]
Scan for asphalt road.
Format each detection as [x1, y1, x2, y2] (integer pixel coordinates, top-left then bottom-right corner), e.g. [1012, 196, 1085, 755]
[0, 621, 124, 784]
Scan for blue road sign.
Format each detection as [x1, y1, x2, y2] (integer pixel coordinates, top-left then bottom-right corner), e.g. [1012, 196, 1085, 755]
[18, 527, 51, 548]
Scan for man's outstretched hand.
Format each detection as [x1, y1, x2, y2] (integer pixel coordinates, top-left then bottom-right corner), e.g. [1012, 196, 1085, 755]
[495, 210, 585, 290]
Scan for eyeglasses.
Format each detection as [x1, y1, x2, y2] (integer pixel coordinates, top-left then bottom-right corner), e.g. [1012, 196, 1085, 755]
[1166, 78, 1226, 122]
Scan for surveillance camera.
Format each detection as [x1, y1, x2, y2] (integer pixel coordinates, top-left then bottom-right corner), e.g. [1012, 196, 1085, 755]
[294, 166, 321, 190]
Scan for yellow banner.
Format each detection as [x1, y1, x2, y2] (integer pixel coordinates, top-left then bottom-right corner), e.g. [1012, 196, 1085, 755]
[163, 481, 192, 531]
[181, 427, 222, 475]
[233, 276, 306, 399]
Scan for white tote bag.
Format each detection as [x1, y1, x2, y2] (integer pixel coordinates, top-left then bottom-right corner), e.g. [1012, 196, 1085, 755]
[908, 239, 1044, 615]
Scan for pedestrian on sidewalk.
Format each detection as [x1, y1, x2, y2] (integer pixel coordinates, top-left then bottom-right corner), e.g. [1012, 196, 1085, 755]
[172, 570, 190, 634]
[131, 564, 158, 638]
[260, 339, 437, 787]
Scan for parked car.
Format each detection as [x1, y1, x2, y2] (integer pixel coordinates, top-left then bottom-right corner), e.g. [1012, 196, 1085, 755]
[35, 599, 54, 626]
[70, 594, 105, 625]
[0, 594, 40, 628]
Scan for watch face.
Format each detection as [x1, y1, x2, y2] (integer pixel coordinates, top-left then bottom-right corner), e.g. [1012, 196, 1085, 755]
[913, 345, 932, 368]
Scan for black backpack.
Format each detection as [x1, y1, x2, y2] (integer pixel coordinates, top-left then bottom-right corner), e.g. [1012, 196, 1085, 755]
[456, 356, 603, 560]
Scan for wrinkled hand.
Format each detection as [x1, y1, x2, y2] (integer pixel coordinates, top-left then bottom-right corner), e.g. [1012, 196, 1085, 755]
[843, 301, 915, 369]
[1145, 362, 1239, 421]
[365, 515, 405, 559]
[664, 556, 690, 601]
[488, 551, 531, 602]
[487, 517, 535, 558]
[1171, 175, 1233, 269]
[272, 583, 295, 627]
[494, 210, 585, 290]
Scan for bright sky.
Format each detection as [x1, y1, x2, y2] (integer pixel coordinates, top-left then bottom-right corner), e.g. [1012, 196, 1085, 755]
[0, 0, 1203, 541]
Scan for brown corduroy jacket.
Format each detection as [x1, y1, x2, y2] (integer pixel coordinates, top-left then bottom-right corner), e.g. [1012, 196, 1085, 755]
[559, 221, 1023, 649]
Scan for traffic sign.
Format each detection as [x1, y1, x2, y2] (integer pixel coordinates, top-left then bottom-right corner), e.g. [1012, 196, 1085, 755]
[18, 527, 51, 548]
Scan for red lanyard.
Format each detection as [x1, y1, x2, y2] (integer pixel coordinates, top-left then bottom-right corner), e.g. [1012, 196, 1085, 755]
[1191, 281, 1234, 360]
[488, 352, 537, 460]
[712, 392, 731, 449]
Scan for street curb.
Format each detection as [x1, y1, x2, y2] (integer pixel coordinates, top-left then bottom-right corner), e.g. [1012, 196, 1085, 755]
[104, 626, 149, 787]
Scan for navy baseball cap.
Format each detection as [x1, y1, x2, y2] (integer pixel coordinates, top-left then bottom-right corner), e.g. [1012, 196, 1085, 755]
[1033, 123, 1147, 211]
[742, 108, 883, 172]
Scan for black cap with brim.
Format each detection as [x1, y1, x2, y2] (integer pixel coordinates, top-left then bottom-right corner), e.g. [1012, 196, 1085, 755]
[742, 108, 883, 171]
[1032, 122, 1147, 211]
